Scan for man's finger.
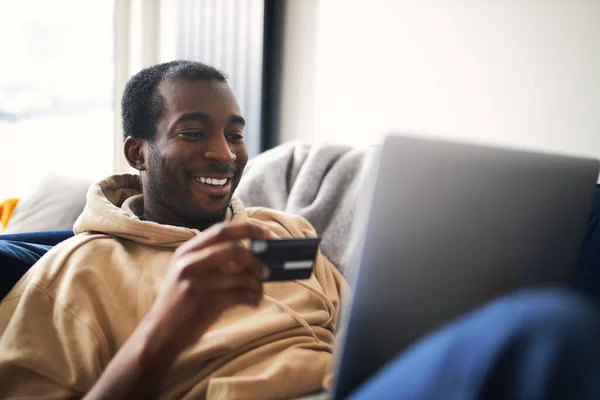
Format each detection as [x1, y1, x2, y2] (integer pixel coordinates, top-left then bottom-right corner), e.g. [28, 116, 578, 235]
[176, 242, 268, 280]
[219, 244, 269, 281]
[177, 221, 271, 254]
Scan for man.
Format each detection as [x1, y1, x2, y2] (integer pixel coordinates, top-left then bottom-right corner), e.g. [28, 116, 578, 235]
[1, 60, 600, 399]
[0, 61, 344, 399]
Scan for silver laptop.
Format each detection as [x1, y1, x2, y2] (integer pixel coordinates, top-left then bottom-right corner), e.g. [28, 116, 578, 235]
[331, 134, 600, 399]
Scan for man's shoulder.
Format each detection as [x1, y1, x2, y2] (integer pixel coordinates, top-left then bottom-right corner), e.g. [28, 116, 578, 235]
[245, 207, 317, 239]
[6, 232, 126, 299]
[40, 231, 123, 267]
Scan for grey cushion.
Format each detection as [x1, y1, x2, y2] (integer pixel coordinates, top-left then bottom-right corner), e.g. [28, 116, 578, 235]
[3, 175, 92, 234]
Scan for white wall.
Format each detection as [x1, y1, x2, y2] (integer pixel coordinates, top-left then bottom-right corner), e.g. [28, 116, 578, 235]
[0, 0, 115, 200]
[277, 0, 318, 144]
[283, 0, 600, 161]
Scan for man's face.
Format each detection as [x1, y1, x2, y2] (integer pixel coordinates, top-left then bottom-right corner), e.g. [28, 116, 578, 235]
[142, 78, 248, 227]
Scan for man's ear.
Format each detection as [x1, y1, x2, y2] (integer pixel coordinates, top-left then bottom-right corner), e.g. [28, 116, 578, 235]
[124, 136, 148, 171]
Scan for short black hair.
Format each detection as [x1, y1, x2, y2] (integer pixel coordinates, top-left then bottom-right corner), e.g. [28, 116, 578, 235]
[121, 60, 227, 141]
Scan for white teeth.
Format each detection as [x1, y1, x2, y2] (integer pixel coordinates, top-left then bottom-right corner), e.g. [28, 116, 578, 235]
[195, 177, 228, 186]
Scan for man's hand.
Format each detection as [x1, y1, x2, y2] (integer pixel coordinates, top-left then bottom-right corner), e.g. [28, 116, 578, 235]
[85, 221, 271, 400]
[143, 221, 272, 356]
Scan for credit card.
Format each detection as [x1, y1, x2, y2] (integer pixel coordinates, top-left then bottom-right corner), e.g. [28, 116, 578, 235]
[250, 237, 321, 281]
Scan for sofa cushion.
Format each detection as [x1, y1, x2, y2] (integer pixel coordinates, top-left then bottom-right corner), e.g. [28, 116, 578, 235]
[3, 175, 92, 234]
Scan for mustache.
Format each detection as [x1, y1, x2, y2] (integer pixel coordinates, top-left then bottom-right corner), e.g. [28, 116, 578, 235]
[202, 164, 239, 175]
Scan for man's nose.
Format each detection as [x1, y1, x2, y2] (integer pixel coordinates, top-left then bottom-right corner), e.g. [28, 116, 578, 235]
[204, 135, 236, 164]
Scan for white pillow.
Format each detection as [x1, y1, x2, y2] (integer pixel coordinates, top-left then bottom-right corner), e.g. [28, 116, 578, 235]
[3, 175, 93, 233]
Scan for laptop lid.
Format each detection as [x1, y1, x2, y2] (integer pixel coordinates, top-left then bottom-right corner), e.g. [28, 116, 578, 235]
[333, 134, 600, 399]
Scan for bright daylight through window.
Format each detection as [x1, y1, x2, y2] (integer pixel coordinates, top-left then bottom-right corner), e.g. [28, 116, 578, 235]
[0, 0, 114, 199]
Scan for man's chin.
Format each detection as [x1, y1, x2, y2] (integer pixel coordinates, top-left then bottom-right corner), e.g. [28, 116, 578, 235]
[185, 196, 233, 227]
[185, 178, 240, 226]
[199, 191, 232, 209]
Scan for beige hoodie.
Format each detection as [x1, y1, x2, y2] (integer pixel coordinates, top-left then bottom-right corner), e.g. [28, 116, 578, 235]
[0, 174, 347, 400]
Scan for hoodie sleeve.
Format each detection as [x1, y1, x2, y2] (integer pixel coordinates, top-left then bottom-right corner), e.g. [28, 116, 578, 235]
[0, 254, 108, 398]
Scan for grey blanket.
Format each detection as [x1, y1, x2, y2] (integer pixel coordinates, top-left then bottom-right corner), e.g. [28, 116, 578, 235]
[235, 141, 377, 276]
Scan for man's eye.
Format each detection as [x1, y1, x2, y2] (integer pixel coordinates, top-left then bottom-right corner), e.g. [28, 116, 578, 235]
[179, 132, 206, 139]
[226, 133, 244, 143]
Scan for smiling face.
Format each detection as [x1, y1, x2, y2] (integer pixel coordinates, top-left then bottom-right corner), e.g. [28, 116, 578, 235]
[126, 78, 248, 229]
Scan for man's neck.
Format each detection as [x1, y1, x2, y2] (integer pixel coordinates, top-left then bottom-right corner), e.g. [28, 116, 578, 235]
[141, 200, 226, 231]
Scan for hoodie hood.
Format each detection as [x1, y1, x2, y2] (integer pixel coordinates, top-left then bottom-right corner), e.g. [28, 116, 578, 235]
[73, 174, 247, 248]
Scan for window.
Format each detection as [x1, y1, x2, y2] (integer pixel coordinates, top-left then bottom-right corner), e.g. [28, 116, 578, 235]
[0, 0, 115, 199]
